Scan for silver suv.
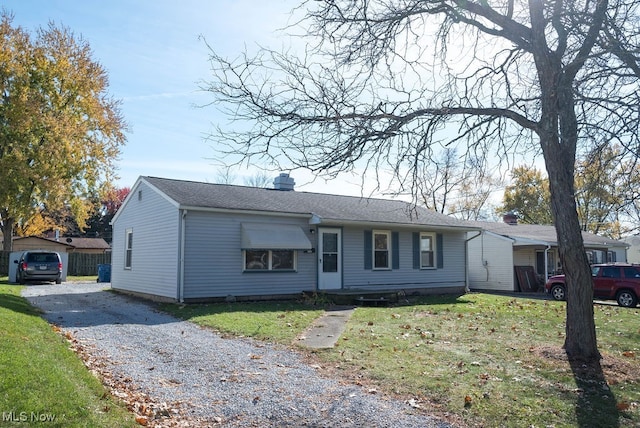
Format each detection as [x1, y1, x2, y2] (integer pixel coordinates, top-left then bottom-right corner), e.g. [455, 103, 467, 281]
[14, 251, 62, 284]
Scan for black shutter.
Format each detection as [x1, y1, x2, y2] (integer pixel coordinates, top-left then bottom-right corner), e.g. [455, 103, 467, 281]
[412, 232, 420, 269]
[437, 233, 444, 269]
[392, 231, 399, 269]
[364, 230, 372, 270]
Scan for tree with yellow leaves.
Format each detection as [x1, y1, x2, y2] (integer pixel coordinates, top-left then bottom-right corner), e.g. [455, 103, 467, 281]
[499, 166, 553, 225]
[0, 13, 126, 251]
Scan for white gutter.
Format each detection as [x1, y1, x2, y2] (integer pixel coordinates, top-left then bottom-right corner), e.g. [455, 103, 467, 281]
[179, 205, 311, 219]
[465, 230, 483, 292]
[511, 236, 554, 247]
[313, 218, 481, 232]
[544, 244, 551, 280]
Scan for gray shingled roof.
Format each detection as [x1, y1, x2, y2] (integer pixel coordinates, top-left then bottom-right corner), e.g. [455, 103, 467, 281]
[142, 176, 475, 230]
[11, 236, 110, 249]
[61, 237, 111, 250]
[468, 220, 627, 248]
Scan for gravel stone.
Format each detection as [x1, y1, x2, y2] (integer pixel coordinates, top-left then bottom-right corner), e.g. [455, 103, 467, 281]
[22, 283, 454, 427]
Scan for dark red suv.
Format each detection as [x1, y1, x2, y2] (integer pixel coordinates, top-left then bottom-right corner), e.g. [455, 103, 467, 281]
[545, 263, 640, 308]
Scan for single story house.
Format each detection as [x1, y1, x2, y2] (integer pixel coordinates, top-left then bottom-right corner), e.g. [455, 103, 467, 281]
[10, 236, 110, 254]
[59, 237, 111, 254]
[10, 236, 74, 253]
[467, 214, 629, 292]
[622, 235, 640, 264]
[110, 175, 480, 302]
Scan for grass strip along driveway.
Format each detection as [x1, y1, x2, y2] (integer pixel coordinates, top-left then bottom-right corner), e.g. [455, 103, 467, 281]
[0, 283, 136, 427]
[162, 293, 640, 427]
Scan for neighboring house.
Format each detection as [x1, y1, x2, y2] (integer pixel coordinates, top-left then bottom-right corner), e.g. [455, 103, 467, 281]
[10, 236, 110, 254]
[2, 236, 110, 280]
[110, 175, 480, 302]
[10, 236, 74, 253]
[58, 237, 111, 254]
[467, 214, 629, 292]
[622, 235, 640, 264]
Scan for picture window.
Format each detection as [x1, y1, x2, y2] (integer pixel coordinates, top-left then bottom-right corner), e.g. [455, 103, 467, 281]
[244, 250, 296, 271]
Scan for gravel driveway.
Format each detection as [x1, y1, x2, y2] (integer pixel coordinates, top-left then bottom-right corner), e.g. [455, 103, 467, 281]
[22, 283, 453, 427]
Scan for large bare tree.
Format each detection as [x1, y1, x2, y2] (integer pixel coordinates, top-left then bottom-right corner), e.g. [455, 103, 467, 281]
[203, 1, 640, 362]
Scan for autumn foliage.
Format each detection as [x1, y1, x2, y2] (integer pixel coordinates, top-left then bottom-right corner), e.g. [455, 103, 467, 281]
[0, 12, 126, 251]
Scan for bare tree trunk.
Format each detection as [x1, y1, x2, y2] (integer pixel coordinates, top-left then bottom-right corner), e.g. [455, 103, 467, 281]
[544, 143, 600, 361]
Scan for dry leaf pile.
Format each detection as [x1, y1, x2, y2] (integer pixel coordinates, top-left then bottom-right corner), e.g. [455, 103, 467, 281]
[55, 325, 209, 427]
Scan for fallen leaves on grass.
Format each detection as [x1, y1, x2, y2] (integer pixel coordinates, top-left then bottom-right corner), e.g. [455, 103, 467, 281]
[531, 345, 640, 385]
[464, 395, 472, 408]
[618, 401, 631, 411]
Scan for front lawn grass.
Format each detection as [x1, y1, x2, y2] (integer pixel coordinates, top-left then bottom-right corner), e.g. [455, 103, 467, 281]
[160, 300, 325, 343]
[163, 293, 640, 427]
[0, 283, 136, 427]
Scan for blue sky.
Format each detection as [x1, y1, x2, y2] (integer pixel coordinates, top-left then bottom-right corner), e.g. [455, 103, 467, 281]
[6, 0, 375, 193]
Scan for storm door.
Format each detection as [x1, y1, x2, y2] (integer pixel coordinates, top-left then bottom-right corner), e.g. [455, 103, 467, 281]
[318, 228, 342, 290]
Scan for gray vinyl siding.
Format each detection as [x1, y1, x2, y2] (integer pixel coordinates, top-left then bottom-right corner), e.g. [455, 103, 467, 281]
[111, 182, 180, 298]
[342, 226, 467, 291]
[181, 211, 316, 299]
[467, 232, 515, 291]
[611, 247, 626, 263]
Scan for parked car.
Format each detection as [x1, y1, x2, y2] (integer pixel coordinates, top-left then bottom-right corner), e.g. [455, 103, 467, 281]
[545, 263, 640, 308]
[14, 251, 62, 284]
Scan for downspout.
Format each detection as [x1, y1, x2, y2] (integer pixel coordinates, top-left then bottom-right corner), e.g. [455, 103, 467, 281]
[544, 244, 551, 281]
[178, 209, 187, 303]
[465, 230, 482, 293]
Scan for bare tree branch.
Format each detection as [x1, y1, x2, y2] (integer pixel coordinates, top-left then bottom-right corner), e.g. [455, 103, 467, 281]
[202, 0, 640, 362]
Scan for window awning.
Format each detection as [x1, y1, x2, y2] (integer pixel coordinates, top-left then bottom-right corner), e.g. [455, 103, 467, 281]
[241, 223, 312, 250]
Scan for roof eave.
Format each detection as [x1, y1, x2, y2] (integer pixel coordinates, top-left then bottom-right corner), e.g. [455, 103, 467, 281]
[179, 206, 478, 231]
[179, 205, 312, 219]
[314, 217, 480, 231]
[512, 237, 555, 247]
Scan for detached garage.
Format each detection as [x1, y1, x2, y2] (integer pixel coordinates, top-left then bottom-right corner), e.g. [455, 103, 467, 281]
[467, 216, 629, 292]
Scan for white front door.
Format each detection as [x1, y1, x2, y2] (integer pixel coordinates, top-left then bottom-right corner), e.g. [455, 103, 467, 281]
[318, 228, 342, 290]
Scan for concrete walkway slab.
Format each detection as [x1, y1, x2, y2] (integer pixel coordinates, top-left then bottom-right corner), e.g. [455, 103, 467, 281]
[296, 306, 355, 349]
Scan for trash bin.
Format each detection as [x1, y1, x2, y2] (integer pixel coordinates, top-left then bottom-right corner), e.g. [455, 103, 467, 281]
[97, 264, 111, 283]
